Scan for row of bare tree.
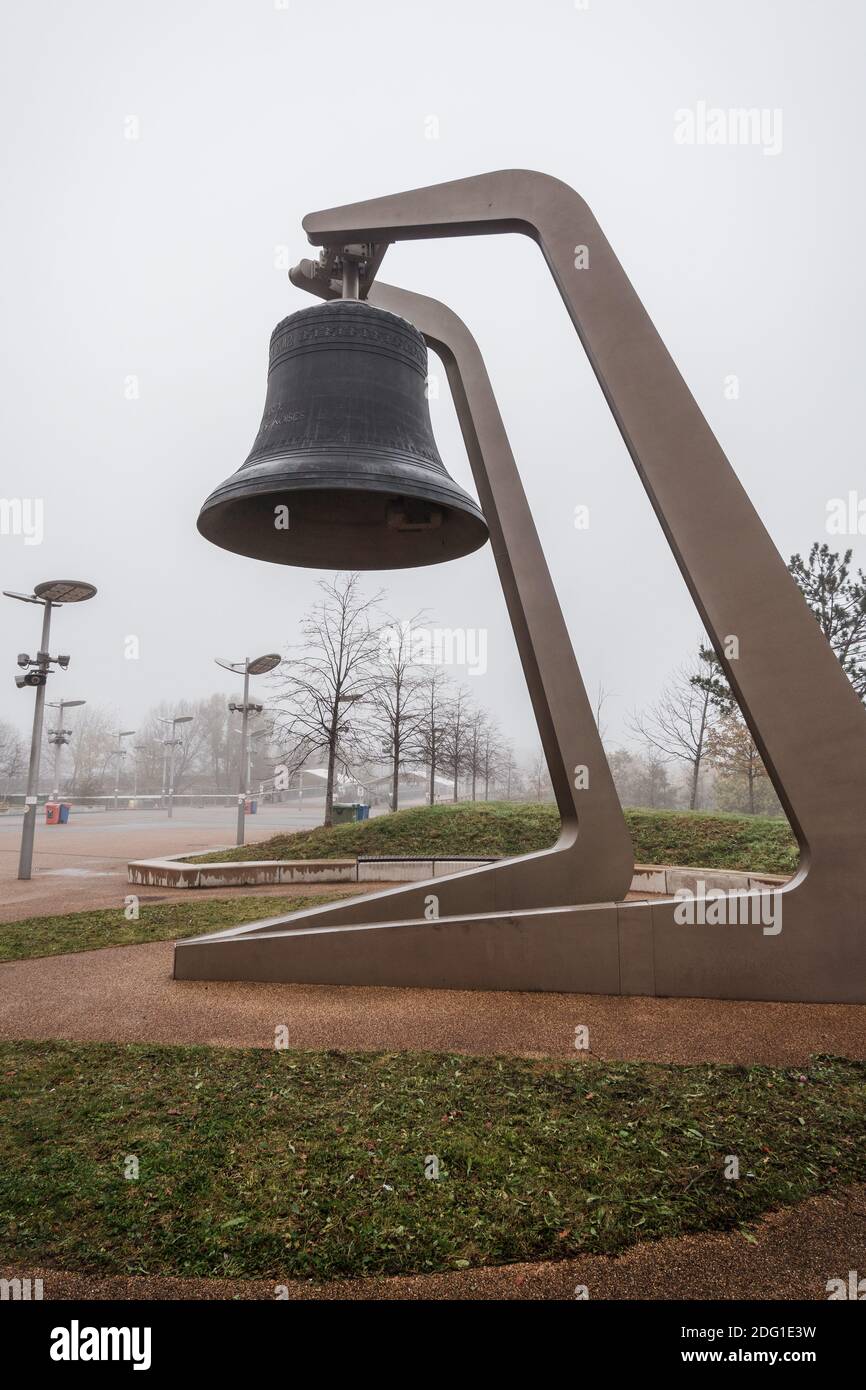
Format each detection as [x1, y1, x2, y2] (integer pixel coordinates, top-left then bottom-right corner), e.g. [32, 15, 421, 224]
[0, 695, 272, 803]
[267, 574, 520, 823]
[1, 543, 861, 821]
[0, 576, 521, 817]
[623, 645, 780, 815]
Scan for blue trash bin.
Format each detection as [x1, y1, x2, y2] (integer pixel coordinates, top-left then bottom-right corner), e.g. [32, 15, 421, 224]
[356, 804, 370, 821]
[58, 803, 70, 824]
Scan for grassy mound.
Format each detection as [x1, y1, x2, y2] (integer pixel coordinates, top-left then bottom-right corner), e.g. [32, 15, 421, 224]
[190, 802, 798, 876]
[0, 1040, 861, 1281]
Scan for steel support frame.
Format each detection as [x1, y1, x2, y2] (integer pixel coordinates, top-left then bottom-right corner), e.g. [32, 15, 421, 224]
[175, 170, 866, 1002]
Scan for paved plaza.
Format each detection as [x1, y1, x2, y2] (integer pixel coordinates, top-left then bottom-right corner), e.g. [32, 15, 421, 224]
[0, 803, 341, 921]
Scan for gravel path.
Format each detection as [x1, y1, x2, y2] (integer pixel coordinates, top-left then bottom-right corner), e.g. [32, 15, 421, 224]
[6, 1184, 864, 1300]
[2, 939, 865, 1062]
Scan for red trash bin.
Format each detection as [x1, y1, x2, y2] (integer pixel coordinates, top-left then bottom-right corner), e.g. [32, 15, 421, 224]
[45, 802, 60, 825]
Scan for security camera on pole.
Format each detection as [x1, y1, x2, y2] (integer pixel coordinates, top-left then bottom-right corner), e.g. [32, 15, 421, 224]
[112, 729, 136, 810]
[47, 697, 86, 800]
[3, 580, 97, 880]
[157, 714, 193, 819]
[215, 653, 280, 845]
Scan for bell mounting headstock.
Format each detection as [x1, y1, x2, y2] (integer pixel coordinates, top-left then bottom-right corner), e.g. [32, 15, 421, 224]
[289, 241, 389, 301]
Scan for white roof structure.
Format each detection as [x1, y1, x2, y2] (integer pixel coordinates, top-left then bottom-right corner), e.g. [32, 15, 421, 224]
[364, 768, 454, 791]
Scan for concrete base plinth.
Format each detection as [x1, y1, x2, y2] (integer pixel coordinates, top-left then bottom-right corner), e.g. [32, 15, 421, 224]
[172, 866, 866, 1004]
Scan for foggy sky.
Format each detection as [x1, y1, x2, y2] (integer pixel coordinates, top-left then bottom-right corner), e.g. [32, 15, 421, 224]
[1, 0, 863, 760]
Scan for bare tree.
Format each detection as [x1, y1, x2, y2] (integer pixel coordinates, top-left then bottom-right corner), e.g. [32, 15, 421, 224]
[413, 666, 452, 804]
[153, 701, 203, 797]
[630, 742, 674, 808]
[595, 681, 613, 743]
[271, 573, 382, 826]
[0, 721, 26, 798]
[499, 743, 519, 800]
[526, 745, 552, 802]
[128, 720, 164, 796]
[607, 747, 642, 807]
[628, 648, 717, 810]
[440, 685, 473, 803]
[66, 706, 117, 796]
[197, 692, 236, 791]
[466, 706, 489, 801]
[480, 719, 503, 800]
[372, 612, 428, 813]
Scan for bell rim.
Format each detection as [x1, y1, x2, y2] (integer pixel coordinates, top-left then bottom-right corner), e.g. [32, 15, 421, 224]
[196, 479, 489, 571]
[198, 457, 487, 529]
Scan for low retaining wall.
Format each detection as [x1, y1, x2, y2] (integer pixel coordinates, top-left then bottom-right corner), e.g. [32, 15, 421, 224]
[128, 858, 357, 889]
[630, 865, 787, 896]
[357, 856, 496, 882]
[128, 852, 788, 895]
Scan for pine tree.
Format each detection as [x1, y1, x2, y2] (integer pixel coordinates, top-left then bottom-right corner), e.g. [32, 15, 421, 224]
[788, 543, 866, 700]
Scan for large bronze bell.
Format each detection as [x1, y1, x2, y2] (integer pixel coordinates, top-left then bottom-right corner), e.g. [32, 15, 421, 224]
[197, 300, 489, 569]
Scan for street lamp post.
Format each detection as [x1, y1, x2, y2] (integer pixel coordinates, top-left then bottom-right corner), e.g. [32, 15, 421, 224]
[216, 653, 280, 845]
[3, 580, 97, 880]
[47, 697, 86, 799]
[158, 715, 193, 819]
[112, 729, 136, 810]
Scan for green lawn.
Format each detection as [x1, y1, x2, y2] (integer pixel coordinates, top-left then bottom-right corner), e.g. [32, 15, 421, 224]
[189, 802, 799, 876]
[0, 894, 347, 964]
[0, 1041, 861, 1281]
